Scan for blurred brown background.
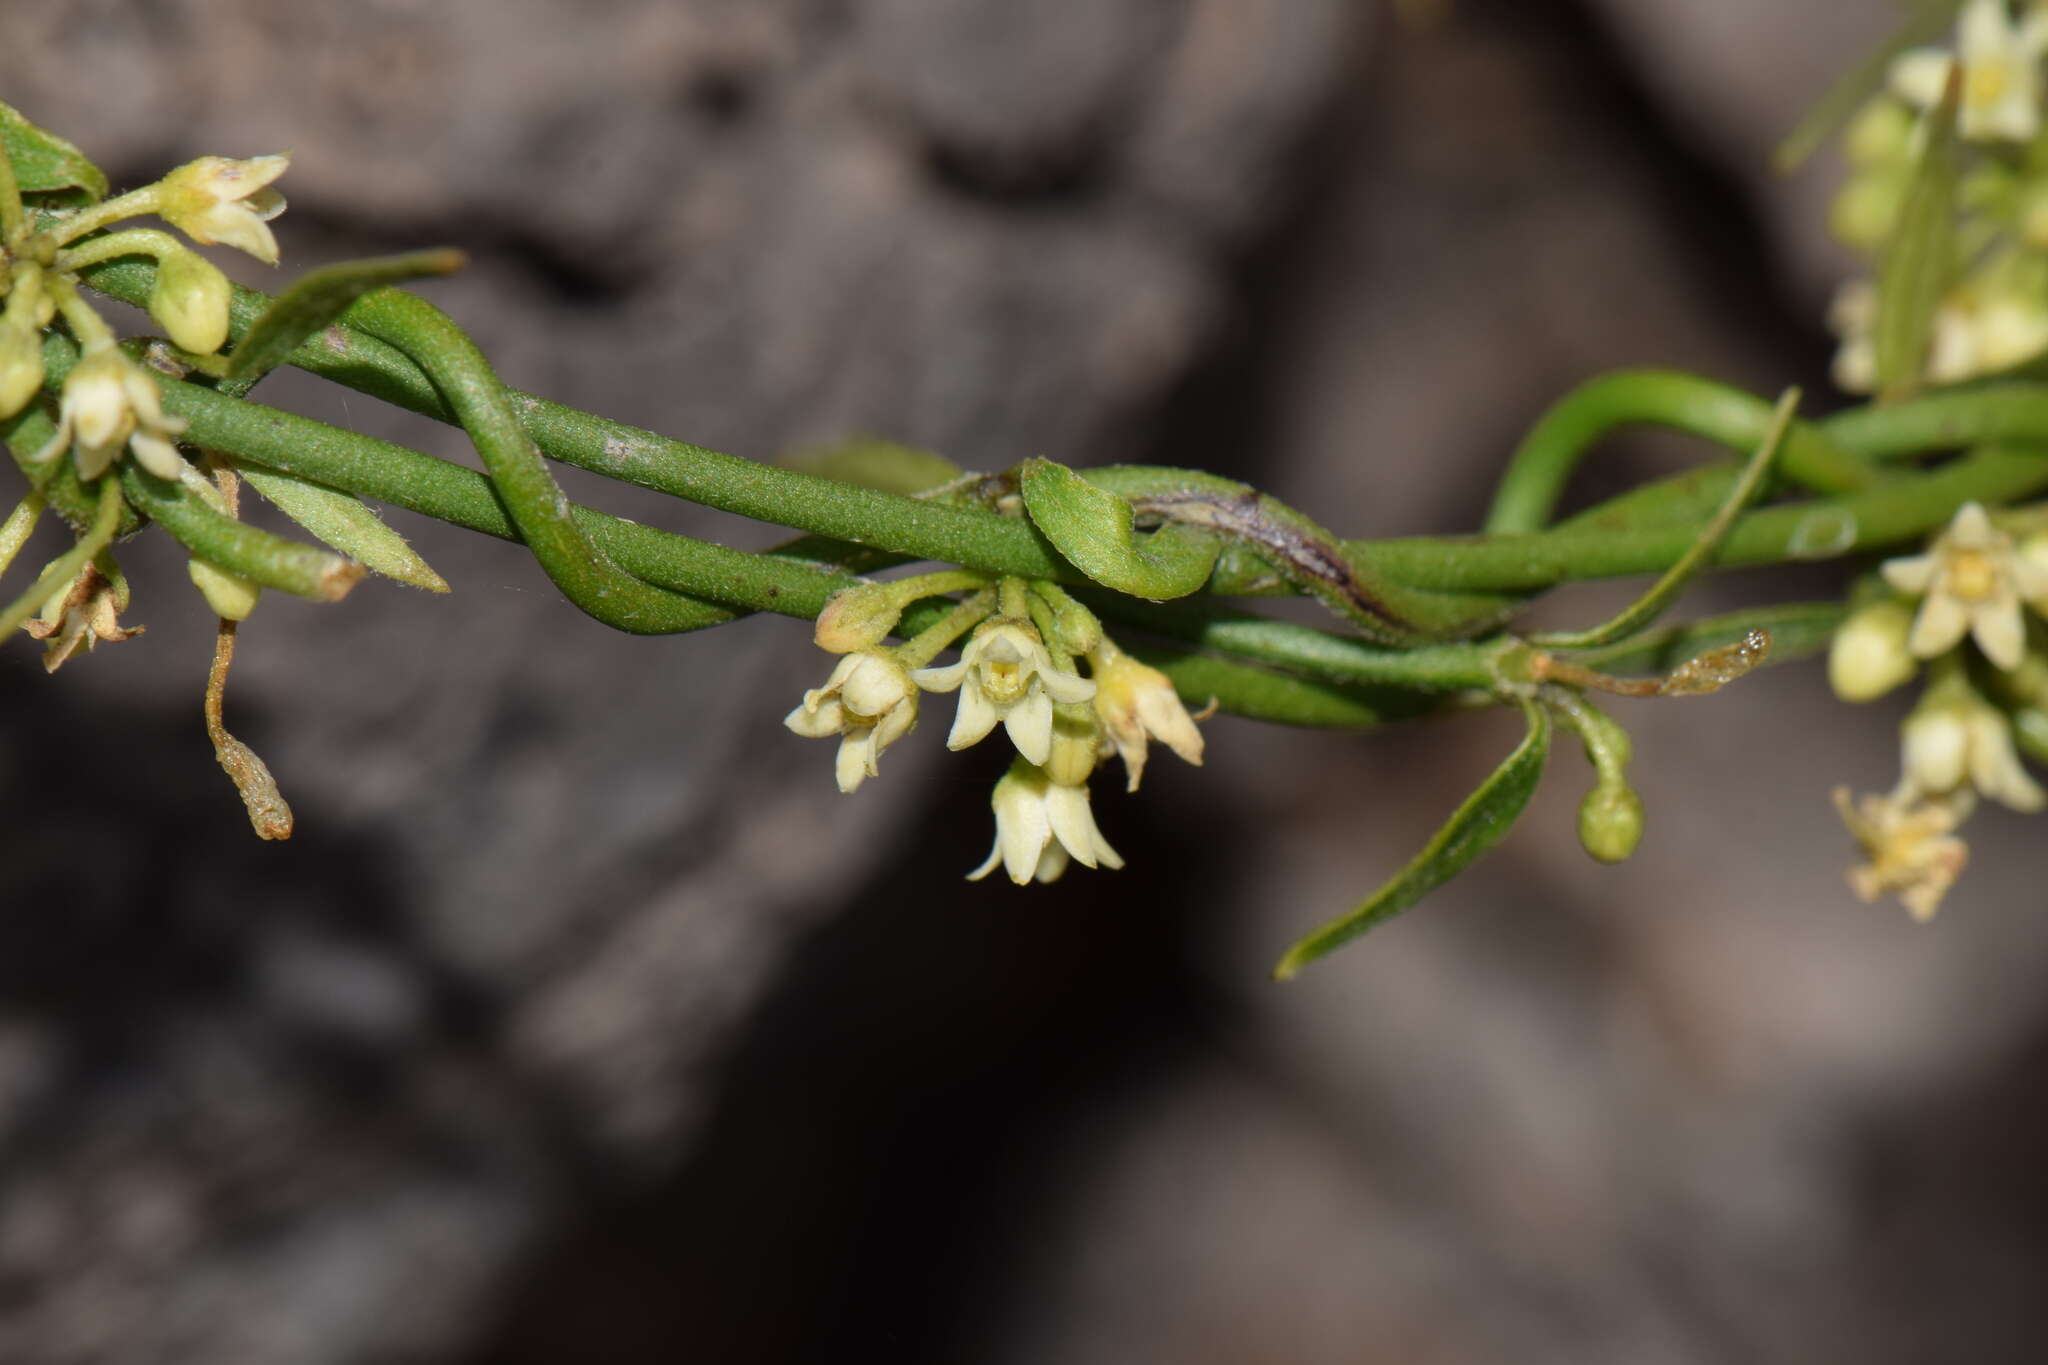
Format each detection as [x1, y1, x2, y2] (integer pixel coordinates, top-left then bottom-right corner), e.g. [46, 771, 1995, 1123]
[6, 2, 2048, 1362]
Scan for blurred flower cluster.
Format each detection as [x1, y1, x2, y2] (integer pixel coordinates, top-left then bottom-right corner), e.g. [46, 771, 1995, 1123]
[1828, 0, 2048, 392]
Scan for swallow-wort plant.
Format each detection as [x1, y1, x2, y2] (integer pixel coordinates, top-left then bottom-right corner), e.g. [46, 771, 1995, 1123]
[8, 2, 2048, 974]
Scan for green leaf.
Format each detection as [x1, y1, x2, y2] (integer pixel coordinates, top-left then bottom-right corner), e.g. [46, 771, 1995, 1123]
[1772, 0, 1963, 173]
[0, 100, 107, 201]
[222, 249, 467, 393]
[1273, 698, 1552, 979]
[785, 436, 963, 495]
[1875, 66, 1961, 404]
[236, 464, 449, 591]
[1019, 456, 1220, 599]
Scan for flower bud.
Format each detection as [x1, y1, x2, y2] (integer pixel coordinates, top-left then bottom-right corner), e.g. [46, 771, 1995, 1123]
[149, 250, 233, 355]
[0, 320, 44, 419]
[189, 558, 261, 620]
[1042, 704, 1101, 787]
[1844, 97, 1914, 168]
[1828, 172, 1904, 252]
[814, 584, 904, 654]
[1577, 782, 1644, 864]
[1829, 600, 1918, 702]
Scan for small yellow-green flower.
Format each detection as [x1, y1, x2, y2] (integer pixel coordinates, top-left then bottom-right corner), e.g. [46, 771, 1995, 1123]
[1890, 0, 2048, 142]
[29, 344, 187, 481]
[1899, 675, 2045, 810]
[155, 154, 291, 264]
[913, 618, 1095, 766]
[1882, 502, 2048, 670]
[968, 760, 1123, 886]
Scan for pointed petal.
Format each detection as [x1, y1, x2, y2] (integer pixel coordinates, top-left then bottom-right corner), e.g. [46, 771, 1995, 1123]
[1004, 687, 1053, 765]
[967, 838, 1005, 882]
[1971, 601, 2026, 671]
[1889, 49, 1954, 110]
[834, 730, 875, 794]
[947, 686, 1001, 751]
[1045, 784, 1101, 869]
[1908, 594, 1971, 658]
[1882, 553, 1937, 595]
[785, 698, 847, 737]
[1039, 667, 1097, 704]
[128, 431, 187, 481]
[1032, 842, 1071, 884]
[1000, 797, 1051, 886]
[912, 659, 971, 693]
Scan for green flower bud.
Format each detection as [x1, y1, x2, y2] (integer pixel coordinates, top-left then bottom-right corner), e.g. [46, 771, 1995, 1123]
[1828, 600, 1917, 702]
[1844, 97, 1914, 169]
[1828, 172, 1904, 253]
[0, 320, 44, 419]
[1577, 782, 1644, 864]
[189, 557, 261, 620]
[149, 249, 234, 355]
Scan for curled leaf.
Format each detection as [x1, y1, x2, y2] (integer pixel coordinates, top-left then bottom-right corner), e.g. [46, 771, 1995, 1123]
[1019, 457, 1220, 600]
[1274, 698, 1551, 978]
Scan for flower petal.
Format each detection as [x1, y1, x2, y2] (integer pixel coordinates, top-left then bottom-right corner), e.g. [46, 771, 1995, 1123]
[1039, 667, 1097, 705]
[1970, 600, 2026, 671]
[1908, 592, 1971, 658]
[912, 659, 971, 693]
[947, 684, 1001, 751]
[1882, 552, 1938, 596]
[1004, 686, 1054, 765]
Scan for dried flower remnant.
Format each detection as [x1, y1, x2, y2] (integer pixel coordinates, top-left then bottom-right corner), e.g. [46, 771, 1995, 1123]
[1089, 640, 1205, 792]
[1834, 786, 1974, 921]
[23, 558, 140, 672]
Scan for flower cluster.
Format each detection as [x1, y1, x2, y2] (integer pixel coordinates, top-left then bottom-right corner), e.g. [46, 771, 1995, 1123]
[1826, 1, 2048, 392]
[1829, 502, 2048, 916]
[3, 152, 289, 484]
[784, 575, 1207, 884]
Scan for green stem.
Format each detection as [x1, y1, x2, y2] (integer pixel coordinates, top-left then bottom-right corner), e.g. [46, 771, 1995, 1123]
[1484, 368, 1874, 533]
[1820, 383, 2048, 457]
[0, 488, 42, 577]
[1330, 446, 2048, 594]
[336, 287, 733, 634]
[77, 260, 1073, 580]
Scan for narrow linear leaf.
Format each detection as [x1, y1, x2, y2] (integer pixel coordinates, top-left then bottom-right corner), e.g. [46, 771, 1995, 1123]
[1019, 457, 1220, 599]
[1773, 0, 1963, 172]
[222, 248, 467, 392]
[1875, 66, 1961, 404]
[786, 436, 964, 495]
[1274, 698, 1552, 979]
[237, 463, 449, 592]
[0, 99, 107, 200]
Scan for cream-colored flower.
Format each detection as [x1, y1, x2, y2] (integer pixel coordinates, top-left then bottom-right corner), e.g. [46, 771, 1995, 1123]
[968, 761, 1123, 886]
[1900, 680, 2045, 810]
[784, 649, 919, 793]
[1089, 644, 1205, 791]
[1834, 785, 1974, 921]
[1890, 0, 2048, 142]
[1828, 279, 2002, 394]
[912, 618, 1095, 766]
[28, 344, 187, 481]
[155, 154, 290, 264]
[1882, 502, 2048, 670]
